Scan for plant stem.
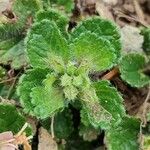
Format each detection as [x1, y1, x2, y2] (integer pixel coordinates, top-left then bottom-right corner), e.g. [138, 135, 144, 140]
[51, 115, 55, 139]
[15, 123, 28, 137]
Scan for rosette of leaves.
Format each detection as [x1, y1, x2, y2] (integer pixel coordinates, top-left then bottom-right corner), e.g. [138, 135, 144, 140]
[17, 12, 143, 148]
[0, 104, 31, 135]
[17, 12, 147, 150]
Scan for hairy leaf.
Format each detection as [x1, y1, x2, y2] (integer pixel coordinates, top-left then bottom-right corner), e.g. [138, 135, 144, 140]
[72, 75, 83, 87]
[81, 87, 112, 129]
[83, 102, 111, 129]
[0, 37, 20, 50]
[80, 107, 91, 127]
[54, 109, 73, 139]
[119, 53, 150, 87]
[0, 104, 31, 135]
[63, 85, 79, 100]
[0, 0, 39, 40]
[30, 73, 65, 119]
[94, 80, 126, 121]
[47, 55, 65, 73]
[70, 32, 116, 71]
[71, 17, 121, 59]
[36, 9, 69, 37]
[0, 0, 40, 67]
[0, 40, 27, 69]
[30, 87, 64, 119]
[17, 68, 49, 114]
[66, 61, 77, 75]
[105, 117, 140, 150]
[26, 19, 69, 68]
[60, 73, 72, 86]
[41, 109, 73, 139]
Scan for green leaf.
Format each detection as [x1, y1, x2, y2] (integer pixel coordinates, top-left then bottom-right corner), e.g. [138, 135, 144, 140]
[70, 32, 116, 72]
[0, 0, 39, 40]
[26, 19, 69, 68]
[63, 85, 79, 100]
[83, 101, 112, 129]
[30, 73, 65, 119]
[0, 0, 40, 67]
[41, 109, 73, 139]
[54, 109, 73, 139]
[80, 107, 91, 127]
[0, 37, 24, 67]
[0, 37, 20, 50]
[66, 61, 77, 75]
[141, 28, 150, 55]
[71, 17, 121, 59]
[60, 73, 72, 86]
[119, 53, 150, 87]
[60, 72, 81, 100]
[0, 40, 28, 69]
[0, 104, 31, 135]
[17, 68, 49, 114]
[81, 87, 112, 129]
[36, 9, 69, 37]
[94, 80, 126, 121]
[47, 55, 65, 73]
[72, 75, 83, 87]
[105, 117, 140, 150]
[0, 66, 6, 79]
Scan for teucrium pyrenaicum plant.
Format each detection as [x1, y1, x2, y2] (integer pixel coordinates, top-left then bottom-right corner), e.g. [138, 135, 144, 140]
[17, 9, 149, 149]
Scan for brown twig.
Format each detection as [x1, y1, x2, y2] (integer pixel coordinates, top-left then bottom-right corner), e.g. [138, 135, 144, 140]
[133, 0, 146, 25]
[101, 67, 119, 80]
[0, 77, 16, 84]
[114, 9, 149, 27]
[6, 71, 21, 99]
[6, 77, 17, 99]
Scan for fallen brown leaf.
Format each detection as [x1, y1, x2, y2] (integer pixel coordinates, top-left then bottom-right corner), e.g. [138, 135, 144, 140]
[0, 131, 15, 150]
[38, 127, 58, 150]
[96, 0, 114, 21]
